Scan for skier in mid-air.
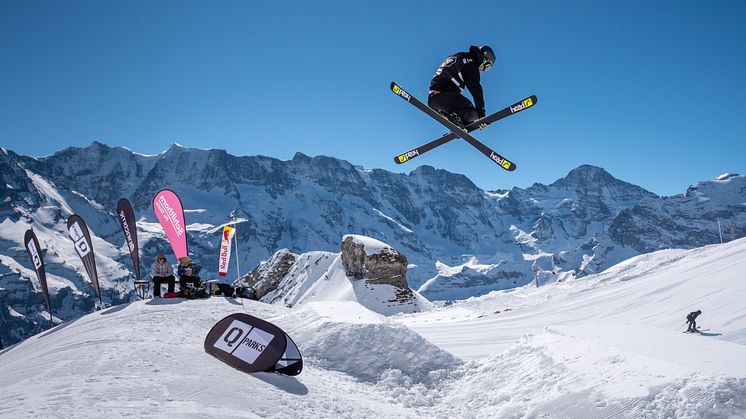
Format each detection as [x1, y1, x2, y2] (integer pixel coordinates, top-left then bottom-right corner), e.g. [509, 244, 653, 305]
[428, 45, 496, 130]
[686, 309, 702, 332]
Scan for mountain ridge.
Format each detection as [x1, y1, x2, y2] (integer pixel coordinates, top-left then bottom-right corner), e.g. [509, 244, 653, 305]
[1, 141, 744, 346]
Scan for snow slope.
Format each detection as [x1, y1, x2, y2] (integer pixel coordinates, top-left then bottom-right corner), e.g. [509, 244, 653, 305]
[1, 238, 746, 418]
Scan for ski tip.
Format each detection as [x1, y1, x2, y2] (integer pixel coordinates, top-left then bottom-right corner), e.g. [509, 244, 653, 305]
[500, 161, 517, 171]
[390, 82, 412, 101]
[394, 149, 418, 164]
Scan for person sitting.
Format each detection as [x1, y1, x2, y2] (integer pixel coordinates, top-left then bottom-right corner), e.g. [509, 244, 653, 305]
[177, 256, 202, 294]
[686, 309, 702, 332]
[151, 251, 175, 298]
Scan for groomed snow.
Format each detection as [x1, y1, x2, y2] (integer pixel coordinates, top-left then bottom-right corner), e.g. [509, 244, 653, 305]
[1, 238, 746, 418]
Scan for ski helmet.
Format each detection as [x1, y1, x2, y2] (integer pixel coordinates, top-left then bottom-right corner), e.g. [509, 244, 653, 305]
[480, 45, 496, 68]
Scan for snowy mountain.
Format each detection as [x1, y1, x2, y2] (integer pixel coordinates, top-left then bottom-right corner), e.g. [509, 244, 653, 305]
[2, 237, 745, 417]
[237, 235, 432, 316]
[1, 142, 745, 347]
[609, 173, 746, 252]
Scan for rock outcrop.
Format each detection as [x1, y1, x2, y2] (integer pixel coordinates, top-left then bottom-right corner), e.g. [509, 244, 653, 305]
[234, 249, 297, 299]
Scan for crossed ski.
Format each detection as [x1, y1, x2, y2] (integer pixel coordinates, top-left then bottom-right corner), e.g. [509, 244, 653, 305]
[390, 81, 537, 170]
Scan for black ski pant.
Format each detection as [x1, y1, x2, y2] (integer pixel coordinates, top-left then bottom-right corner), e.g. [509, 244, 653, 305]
[687, 320, 697, 332]
[153, 275, 175, 297]
[428, 91, 479, 125]
[179, 275, 201, 291]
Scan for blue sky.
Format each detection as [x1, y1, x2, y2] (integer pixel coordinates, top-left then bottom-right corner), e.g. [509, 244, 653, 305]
[1, 1, 745, 197]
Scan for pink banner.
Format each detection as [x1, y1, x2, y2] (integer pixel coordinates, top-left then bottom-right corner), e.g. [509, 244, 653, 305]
[153, 189, 188, 259]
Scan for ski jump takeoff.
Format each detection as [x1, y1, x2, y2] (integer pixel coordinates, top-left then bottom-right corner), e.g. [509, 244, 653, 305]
[391, 45, 537, 171]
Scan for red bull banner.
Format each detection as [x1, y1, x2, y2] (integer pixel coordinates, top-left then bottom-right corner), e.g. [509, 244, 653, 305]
[152, 189, 188, 259]
[218, 226, 235, 277]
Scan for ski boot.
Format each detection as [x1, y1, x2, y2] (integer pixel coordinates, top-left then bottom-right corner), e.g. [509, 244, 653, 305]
[440, 112, 467, 131]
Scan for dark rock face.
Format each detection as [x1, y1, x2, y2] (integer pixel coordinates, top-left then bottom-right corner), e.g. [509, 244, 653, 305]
[231, 237, 418, 310]
[235, 249, 297, 299]
[340, 236, 409, 290]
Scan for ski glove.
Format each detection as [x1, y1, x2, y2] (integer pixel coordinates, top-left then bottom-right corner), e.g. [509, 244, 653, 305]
[479, 122, 489, 131]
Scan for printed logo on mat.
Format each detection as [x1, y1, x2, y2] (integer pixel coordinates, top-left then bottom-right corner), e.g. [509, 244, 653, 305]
[204, 313, 290, 374]
[214, 320, 275, 364]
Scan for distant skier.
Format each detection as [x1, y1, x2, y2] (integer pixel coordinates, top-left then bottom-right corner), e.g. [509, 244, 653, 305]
[428, 45, 496, 129]
[686, 309, 702, 332]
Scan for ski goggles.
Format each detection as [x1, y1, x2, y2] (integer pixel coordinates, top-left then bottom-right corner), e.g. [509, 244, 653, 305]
[479, 58, 493, 71]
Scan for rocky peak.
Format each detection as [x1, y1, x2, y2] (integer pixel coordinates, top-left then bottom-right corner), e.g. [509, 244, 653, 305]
[685, 173, 746, 203]
[235, 249, 297, 299]
[553, 165, 615, 187]
[340, 235, 409, 290]
[409, 165, 480, 193]
[547, 164, 653, 199]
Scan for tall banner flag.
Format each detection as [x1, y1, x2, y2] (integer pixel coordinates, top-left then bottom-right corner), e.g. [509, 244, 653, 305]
[204, 313, 303, 376]
[116, 198, 141, 281]
[218, 226, 235, 277]
[152, 189, 188, 259]
[67, 215, 102, 306]
[24, 229, 52, 321]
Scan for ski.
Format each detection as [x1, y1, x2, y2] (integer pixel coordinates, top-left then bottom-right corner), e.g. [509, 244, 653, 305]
[390, 82, 517, 171]
[394, 94, 537, 164]
[683, 328, 709, 333]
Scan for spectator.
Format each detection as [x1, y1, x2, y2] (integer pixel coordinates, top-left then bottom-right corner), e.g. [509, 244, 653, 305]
[177, 256, 201, 293]
[151, 251, 175, 298]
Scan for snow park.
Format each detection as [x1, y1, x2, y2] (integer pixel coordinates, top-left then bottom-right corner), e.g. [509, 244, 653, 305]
[2, 2, 746, 419]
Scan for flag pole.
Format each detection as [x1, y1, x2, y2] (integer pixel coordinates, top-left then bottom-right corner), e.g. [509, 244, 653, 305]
[232, 214, 240, 281]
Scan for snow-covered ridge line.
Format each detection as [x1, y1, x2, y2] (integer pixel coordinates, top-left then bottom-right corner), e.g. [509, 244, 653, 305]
[1, 142, 744, 348]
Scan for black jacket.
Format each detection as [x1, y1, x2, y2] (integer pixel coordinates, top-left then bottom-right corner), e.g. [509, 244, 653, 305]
[430, 45, 485, 117]
[686, 311, 701, 322]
